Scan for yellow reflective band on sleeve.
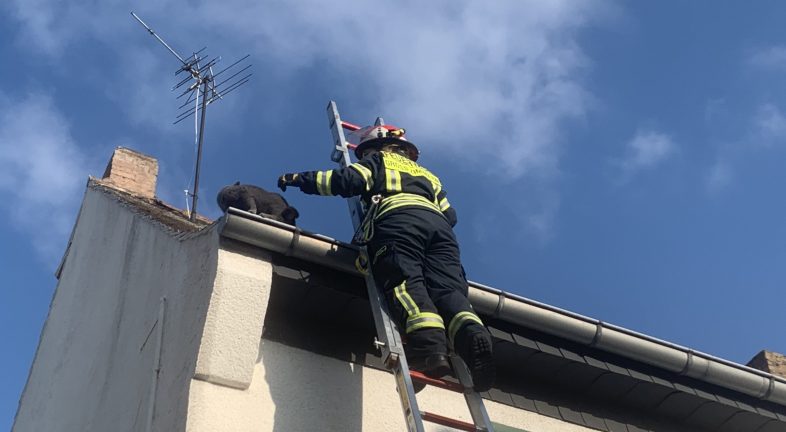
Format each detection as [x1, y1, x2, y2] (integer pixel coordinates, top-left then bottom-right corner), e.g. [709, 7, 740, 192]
[394, 281, 420, 318]
[316, 171, 334, 196]
[349, 163, 373, 191]
[385, 169, 402, 193]
[405, 312, 445, 334]
[448, 311, 484, 342]
[439, 197, 451, 211]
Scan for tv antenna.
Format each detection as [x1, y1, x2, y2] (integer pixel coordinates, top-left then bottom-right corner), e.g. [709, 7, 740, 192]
[131, 12, 252, 221]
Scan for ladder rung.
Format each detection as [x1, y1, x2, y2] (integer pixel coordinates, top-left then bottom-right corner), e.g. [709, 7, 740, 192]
[421, 411, 477, 431]
[409, 371, 465, 393]
[341, 120, 361, 131]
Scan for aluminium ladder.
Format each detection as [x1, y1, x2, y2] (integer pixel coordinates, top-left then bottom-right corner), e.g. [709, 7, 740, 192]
[326, 101, 495, 432]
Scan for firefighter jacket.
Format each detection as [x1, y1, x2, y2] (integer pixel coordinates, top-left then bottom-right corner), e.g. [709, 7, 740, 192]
[297, 151, 457, 229]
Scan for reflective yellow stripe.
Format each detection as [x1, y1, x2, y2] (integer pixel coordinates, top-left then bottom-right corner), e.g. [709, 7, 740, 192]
[316, 171, 323, 194]
[439, 197, 450, 211]
[316, 171, 333, 195]
[433, 184, 442, 208]
[379, 200, 436, 217]
[406, 312, 445, 333]
[350, 163, 373, 191]
[394, 281, 419, 317]
[385, 169, 393, 191]
[448, 311, 484, 341]
[385, 169, 402, 193]
[376, 193, 442, 219]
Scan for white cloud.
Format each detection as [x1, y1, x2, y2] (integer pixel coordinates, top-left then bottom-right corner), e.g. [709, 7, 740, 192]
[0, 94, 95, 262]
[700, 103, 786, 195]
[753, 103, 786, 141]
[4, 0, 65, 55]
[748, 46, 786, 71]
[616, 129, 676, 179]
[3, 0, 607, 179]
[104, 47, 176, 129]
[702, 52, 786, 196]
[3, 0, 614, 240]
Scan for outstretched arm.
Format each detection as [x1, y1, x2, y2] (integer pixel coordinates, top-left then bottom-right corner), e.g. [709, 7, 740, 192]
[279, 154, 381, 198]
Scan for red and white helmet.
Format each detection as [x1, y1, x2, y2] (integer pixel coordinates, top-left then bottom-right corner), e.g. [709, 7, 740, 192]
[352, 125, 420, 161]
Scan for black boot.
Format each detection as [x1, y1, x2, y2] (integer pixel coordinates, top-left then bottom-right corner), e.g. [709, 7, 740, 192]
[408, 354, 452, 394]
[408, 353, 452, 379]
[404, 328, 451, 379]
[454, 324, 495, 392]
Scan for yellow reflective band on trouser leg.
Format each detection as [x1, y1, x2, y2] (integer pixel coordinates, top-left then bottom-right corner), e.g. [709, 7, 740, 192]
[448, 311, 484, 342]
[393, 281, 420, 319]
[405, 312, 445, 334]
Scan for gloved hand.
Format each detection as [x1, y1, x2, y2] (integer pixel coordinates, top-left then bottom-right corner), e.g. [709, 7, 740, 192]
[277, 173, 302, 192]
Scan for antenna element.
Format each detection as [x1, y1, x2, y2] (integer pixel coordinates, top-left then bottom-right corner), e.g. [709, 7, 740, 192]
[131, 12, 252, 221]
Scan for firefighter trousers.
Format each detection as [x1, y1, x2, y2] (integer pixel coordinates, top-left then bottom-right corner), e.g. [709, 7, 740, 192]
[367, 208, 484, 359]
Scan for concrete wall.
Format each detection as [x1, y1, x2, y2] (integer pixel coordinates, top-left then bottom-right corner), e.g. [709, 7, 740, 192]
[13, 187, 221, 432]
[186, 338, 596, 432]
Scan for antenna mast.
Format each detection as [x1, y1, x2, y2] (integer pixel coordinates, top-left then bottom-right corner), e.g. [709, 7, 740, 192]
[131, 12, 252, 221]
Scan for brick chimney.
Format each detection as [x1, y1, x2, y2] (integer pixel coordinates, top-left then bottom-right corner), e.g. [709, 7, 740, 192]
[101, 147, 158, 199]
[747, 350, 786, 379]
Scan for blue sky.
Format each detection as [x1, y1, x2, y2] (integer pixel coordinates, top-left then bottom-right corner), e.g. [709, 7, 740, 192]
[3, 1, 786, 428]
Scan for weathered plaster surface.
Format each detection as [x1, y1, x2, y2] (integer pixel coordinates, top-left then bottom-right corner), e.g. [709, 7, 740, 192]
[187, 339, 596, 432]
[13, 188, 219, 432]
[194, 239, 272, 389]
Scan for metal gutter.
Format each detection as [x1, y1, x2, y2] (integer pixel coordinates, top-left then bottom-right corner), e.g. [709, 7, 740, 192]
[219, 207, 786, 406]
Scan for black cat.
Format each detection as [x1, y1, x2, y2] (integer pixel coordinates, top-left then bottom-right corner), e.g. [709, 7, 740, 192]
[217, 182, 299, 226]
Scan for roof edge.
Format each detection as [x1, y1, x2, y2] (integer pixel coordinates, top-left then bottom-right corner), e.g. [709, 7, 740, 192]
[219, 207, 786, 407]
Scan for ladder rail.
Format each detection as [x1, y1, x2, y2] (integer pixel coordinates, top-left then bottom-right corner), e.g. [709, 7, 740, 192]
[327, 101, 426, 432]
[327, 101, 402, 366]
[451, 354, 495, 430]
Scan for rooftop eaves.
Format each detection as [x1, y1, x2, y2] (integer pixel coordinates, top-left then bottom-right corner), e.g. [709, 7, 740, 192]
[218, 207, 786, 411]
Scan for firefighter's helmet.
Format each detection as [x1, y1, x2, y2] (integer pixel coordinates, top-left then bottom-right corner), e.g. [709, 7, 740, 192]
[353, 125, 419, 162]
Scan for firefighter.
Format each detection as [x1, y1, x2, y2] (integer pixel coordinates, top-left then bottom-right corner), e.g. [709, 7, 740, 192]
[277, 125, 495, 391]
